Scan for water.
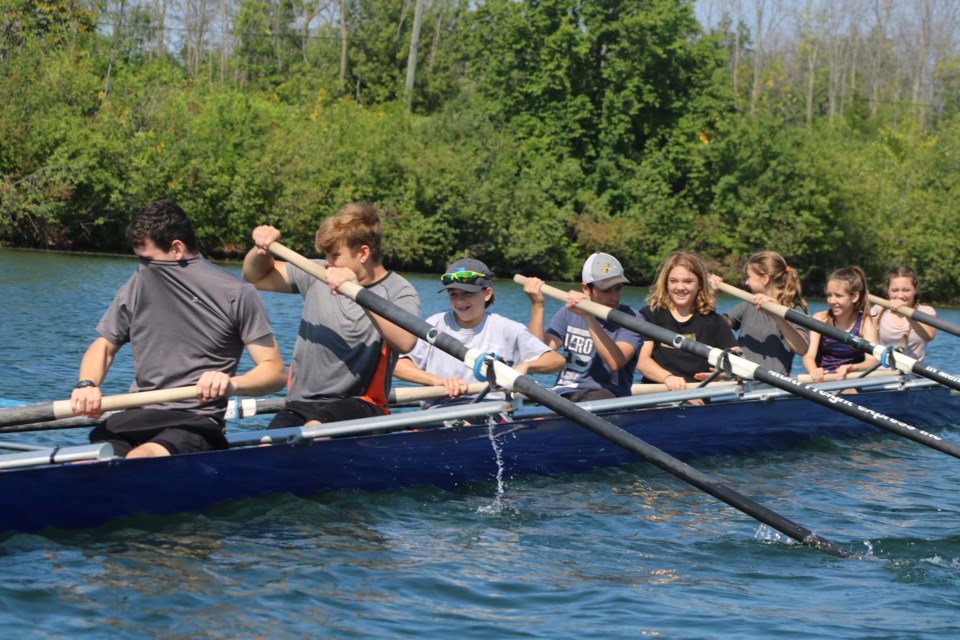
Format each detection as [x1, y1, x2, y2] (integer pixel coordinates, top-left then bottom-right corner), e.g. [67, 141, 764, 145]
[2, 248, 960, 638]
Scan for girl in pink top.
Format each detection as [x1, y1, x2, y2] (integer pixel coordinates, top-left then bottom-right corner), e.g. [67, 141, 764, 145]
[870, 266, 937, 361]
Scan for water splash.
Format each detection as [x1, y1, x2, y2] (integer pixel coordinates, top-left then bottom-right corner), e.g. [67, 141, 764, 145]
[477, 416, 507, 515]
[753, 524, 797, 546]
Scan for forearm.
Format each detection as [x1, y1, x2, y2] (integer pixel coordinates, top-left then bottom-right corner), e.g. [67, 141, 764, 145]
[587, 317, 629, 371]
[637, 355, 675, 384]
[528, 303, 546, 341]
[78, 338, 117, 385]
[521, 350, 565, 374]
[908, 318, 936, 342]
[369, 313, 418, 354]
[848, 354, 878, 372]
[775, 318, 809, 355]
[230, 359, 286, 396]
[393, 358, 441, 386]
[242, 247, 275, 282]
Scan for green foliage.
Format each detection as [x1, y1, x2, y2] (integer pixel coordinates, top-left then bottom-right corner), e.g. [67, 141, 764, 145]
[2, 0, 960, 302]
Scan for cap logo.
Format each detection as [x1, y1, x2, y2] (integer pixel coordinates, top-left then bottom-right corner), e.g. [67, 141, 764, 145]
[600, 262, 612, 275]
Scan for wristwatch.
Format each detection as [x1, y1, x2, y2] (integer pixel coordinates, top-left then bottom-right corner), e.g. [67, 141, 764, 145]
[75, 380, 98, 389]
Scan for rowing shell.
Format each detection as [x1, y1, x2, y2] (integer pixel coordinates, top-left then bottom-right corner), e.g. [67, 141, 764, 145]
[0, 376, 957, 534]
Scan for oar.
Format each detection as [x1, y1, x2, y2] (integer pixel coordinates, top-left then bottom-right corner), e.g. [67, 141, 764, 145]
[715, 282, 960, 393]
[868, 294, 960, 338]
[0, 386, 199, 428]
[0, 382, 496, 434]
[517, 275, 960, 461]
[271, 242, 851, 558]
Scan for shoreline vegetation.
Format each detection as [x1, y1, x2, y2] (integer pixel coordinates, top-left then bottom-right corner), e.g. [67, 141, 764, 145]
[5, 245, 957, 310]
[2, 0, 959, 303]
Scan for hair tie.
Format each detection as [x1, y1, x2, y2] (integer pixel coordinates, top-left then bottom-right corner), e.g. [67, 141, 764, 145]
[784, 265, 791, 272]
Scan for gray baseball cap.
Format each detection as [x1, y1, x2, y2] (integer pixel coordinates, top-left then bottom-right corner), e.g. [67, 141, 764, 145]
[581, 253, 629, 291]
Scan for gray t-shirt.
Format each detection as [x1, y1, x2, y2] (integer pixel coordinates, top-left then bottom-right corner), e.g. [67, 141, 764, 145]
[726, 301, 808, 375]
[403, 311, 554, 407]
[286, 262, 420, 408]
[97, 255, 275, 415]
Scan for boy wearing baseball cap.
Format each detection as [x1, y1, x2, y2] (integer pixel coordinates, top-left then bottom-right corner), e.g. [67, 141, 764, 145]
[523, 253, 643, 402]
[395, 258, 564, 406]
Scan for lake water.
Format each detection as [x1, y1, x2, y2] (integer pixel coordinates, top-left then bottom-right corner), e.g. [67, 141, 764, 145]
[2, 248, 960, 638]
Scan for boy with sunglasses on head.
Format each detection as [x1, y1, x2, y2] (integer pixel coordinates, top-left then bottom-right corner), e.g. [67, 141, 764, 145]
[394, 258, 564, 407]
[522, 253, 643, 402]
[243, 203, 421, 427]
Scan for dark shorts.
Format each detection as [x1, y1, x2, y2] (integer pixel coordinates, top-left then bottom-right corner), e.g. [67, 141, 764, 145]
[564, 388, 618, 403]
[90, 408, 228, 457]
[268, 398, 384, 429]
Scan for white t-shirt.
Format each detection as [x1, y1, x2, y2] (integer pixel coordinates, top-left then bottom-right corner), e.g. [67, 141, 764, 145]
[403, 311, 553, 407]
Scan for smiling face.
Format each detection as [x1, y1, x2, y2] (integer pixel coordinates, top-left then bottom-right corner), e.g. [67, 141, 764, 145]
[667, 266, 700, 312]
[825, 278, 859, 319]
[887, 276, 918, 307]
[447, 287, 491, 328]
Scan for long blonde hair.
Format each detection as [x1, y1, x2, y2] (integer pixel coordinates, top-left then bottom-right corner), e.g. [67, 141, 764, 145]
[646, 251, 715, 314]
[746, 251, 807, 313]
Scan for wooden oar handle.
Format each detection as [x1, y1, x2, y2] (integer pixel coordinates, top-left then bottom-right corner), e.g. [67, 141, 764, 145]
[0, 385, 202, 428]
[513, 274, 613, 319]
[392, 382, 490, 403]
[868, 294, 915, 318]
[713, 281, 792, 319]
[269, 242, 365, 299]
[53, 386, 200, 420]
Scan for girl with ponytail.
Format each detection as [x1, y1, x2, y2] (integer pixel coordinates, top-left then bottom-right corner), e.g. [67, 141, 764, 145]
[803, 266, 878, 382]
[713, 251, 809, 375]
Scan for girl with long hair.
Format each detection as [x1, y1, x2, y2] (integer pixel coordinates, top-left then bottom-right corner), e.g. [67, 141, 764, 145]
[637, 251, 737, 391]
[870, 266, 937, 361]
[802, 266, 878, 382]
[714, 251, 809, 375]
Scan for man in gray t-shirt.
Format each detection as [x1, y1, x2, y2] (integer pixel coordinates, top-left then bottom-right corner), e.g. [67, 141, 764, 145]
[243, 203, 421, 428]
[71, 200, 286, 458]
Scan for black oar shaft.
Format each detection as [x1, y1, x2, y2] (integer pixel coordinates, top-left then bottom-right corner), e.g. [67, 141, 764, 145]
[868, 295, 960, 337]
[714, 282, 960, 394]
[271, 246, 850, 556]
[780, 307, 960, 393]
[509, 376, 848, 557]
[601, 305, 960, 460]
[0, 402, 60, 427]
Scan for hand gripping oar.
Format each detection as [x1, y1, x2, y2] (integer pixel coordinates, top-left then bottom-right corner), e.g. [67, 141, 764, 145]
[0, 383, 495, 434]
[0, 386, 200, 428]
[714, 282, 960, 393]
[270, 243, 851, 557]
[868, 294, 960, 339]
[517, 275, 960, 461]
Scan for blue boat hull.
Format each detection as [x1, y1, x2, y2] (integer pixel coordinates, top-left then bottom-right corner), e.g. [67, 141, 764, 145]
[2, 385, 959, 534]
